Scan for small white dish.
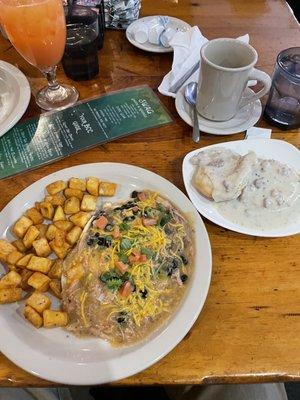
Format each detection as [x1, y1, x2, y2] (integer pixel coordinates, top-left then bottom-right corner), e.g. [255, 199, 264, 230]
[176, 83, 262, 135]
[182, 139, 300, 237]
[0, 61, 31, 138]
[0, 162, 212, 384]
[126, 16, 191, 53]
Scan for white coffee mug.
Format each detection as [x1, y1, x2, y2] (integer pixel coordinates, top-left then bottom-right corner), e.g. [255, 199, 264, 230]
[196, 38, 272, 121]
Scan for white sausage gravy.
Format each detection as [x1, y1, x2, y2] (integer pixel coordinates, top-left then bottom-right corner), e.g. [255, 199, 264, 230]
[191, 148, 300, 231]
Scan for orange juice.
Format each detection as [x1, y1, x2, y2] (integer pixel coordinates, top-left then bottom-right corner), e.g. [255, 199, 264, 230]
[0, 0, 66, 69]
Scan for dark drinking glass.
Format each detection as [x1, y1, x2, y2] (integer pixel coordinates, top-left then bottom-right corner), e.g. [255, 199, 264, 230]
[62, 5, 99, 81]
[264, 47, 300, 130]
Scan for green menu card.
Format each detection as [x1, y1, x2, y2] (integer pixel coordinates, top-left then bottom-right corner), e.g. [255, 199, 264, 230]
[0, 85, 172, 180]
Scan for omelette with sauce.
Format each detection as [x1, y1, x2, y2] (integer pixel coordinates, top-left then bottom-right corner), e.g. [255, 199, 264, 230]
[62, 190, 194, 346]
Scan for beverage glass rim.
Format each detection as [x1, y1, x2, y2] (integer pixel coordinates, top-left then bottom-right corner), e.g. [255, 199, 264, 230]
[277, 46, 300, 82]
[65, 4, 99, 28]
[200, 38, 258, 72]
[65, 4, 98, 13]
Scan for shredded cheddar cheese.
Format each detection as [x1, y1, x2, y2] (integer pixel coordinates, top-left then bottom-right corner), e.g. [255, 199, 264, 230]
[116, 262, 166, 326]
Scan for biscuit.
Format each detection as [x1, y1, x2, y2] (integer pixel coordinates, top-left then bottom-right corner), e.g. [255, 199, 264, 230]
[193, 168, 214, 199]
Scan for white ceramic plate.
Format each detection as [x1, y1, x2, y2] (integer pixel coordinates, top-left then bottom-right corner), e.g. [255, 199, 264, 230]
[126, 16, 191, 53]
[0, 61, 31, 138]
[175, 83, 262, 135]
[0, 163, 211, 385]
[183, 139, 300, 237]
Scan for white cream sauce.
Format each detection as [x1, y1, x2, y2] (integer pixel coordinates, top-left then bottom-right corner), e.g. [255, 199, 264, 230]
[215, 158, 300, 230]
[191, 147, 300, 231]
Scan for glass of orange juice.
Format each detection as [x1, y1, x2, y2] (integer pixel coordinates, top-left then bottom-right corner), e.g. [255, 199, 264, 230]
[0, 0, 79, 110]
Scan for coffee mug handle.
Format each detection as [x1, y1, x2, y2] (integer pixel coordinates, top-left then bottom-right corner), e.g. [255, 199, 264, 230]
[239, 68, 272, 109]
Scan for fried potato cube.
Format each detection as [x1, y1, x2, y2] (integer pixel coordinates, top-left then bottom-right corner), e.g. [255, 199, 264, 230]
[46, 180, 66, 195]
[53, 206, 66, 222]
[6, 250, 23, 265]
[0, 270, 22, 289]
[35, 224, 48, 239]
[24, 305, 43, 328]
[0, 287, 22, 303]
[32, 238, 51, 257]
[0, 240, 16, 262]
[28, 272, 51, 292]
[69, 212, 91, 228]
[99, 182, 117, 197]
[49, 279, 62, 299]
[16, 253, 33, 269]
[54, 220, 74, 232]
[25, 207, 43, 225]
[43, 309, 68, 328]
[53, 230, 66, 248]
[12, 216, 33, 238]
[26, 291, 51, 314]
[48, 259, 62, 279]
[81, 194, 97, 212]
[69, 177, 86, 192]
[64, 188, 84, 200]
[23, 225, 40, 249]
[20, 269, 33, 291]
[46, 225, 59, 241]
[12, 239, 26, 253]
[39, 202, 54, 220]
[86, 177, 99, 196]
[66, 226, 82, 246]
[26, 256, 52, 274]
[44, 194, 65, 207]
[64, 197, 80, 215]
[35, 202, 41, 211]
[49, 240, 70, 259]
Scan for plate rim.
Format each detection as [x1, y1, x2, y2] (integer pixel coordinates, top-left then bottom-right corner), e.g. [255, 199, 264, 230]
[182, 138, 300, 237]
[0, 162, 212, 384]
[126, 16, 191, 53]
[175, 84, 262, 135]
[0, 60, 31, 138]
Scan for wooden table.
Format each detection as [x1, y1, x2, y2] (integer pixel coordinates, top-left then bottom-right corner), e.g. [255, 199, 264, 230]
[0, 0, 299, 387]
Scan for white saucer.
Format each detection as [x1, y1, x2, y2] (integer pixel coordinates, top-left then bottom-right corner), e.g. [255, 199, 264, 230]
[0, 61, 31, 138]
[175, 83, 262, 135]
[126, 16, 191, 53]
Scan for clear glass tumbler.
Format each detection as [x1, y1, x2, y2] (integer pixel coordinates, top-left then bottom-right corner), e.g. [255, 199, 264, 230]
[264, 47, 300, 129]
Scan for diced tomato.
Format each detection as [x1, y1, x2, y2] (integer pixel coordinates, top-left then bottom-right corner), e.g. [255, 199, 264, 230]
[142, 217, 157, 227]
[129, 255, 136, 264]
[140, 254, 147, 262]
[116, 261, 128, 274]
[119, 281, 133, 298]
[112, 226, 120, 239]
[137, 192, 147, 202]
[94, 216, 108, 229]
[129, 251, 140, 264]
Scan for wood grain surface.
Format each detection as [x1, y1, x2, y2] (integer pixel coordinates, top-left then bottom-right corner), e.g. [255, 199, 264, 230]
[0, 0, 299, 387]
